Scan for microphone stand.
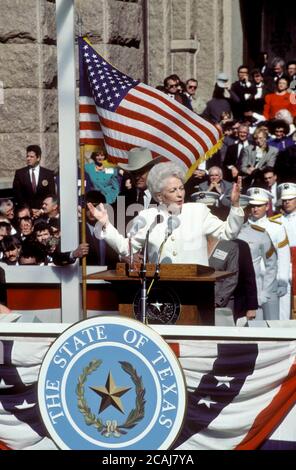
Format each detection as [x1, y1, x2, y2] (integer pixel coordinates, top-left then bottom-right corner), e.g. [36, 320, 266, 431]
[140, 230, 149, 324]
[128, 234, 134, 273]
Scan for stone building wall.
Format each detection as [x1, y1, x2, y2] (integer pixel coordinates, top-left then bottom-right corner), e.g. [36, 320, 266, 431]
[0, 0, 243, 186]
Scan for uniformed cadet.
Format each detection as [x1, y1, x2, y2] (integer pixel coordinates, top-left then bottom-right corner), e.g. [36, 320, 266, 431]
[246, 187, 291, 320]
[276, 183, 296, 247]
[238, 216, 278, 320]
[275, 183, 296, 319]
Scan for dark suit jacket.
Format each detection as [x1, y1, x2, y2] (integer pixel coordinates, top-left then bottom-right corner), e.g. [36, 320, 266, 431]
[232, 239, 258, 320]
[223, 143, 247, 181]
[208, 239, 239, 308]
[84, 223, 118, 268]
[0, 266, 7, 305]
[230, 81, 257, 118]
[13, 166, 56, 209]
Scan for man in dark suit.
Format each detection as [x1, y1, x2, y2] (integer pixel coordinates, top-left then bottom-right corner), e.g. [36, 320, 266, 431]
[13, 145, 56, 214]
[223, 124, 251, 182]
[198, 166, 232, 208]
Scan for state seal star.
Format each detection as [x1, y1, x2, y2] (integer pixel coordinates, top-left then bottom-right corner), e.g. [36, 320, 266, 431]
[89, 371, 131, 414]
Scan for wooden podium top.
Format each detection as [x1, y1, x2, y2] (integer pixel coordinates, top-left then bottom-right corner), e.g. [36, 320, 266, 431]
[86, 263, 233, 282]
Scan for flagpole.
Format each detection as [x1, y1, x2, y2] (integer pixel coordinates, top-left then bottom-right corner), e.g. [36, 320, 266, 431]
[80, 143, 88, 319]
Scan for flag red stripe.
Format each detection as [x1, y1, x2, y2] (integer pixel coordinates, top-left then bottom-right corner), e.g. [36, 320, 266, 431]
[0, 440, 11, 450]
[136, 84, 221, 143]
[116, 105, 199, 157]
[79, 104, 97, 114]
[105, 140, 169, 163]
[79, 122, 102, 131]
[124, 92, 209, 154]
[236, 362, 296, 450]
[80, 138, 103, 145]
[168, 342, 180, 357]
[100, 116, 192, 167]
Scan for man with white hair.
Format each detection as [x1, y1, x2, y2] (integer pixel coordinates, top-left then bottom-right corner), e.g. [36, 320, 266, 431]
[246, 187, 291, 320]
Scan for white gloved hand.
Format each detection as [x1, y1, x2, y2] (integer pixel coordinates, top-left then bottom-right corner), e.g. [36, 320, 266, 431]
[277, 281, 288, 297]
[258, 293, 269, 306]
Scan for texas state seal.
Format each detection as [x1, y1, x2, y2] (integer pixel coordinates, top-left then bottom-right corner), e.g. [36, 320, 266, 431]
[38, 316, 186, 450]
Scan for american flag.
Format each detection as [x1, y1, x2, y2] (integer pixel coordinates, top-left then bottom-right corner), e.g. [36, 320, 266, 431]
[78, 37, 222, 173]
[1, 338, 296, 450]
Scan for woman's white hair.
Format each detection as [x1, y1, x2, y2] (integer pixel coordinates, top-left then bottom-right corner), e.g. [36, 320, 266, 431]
[147, 162, 186, 199]
[275, 109, 293, 125]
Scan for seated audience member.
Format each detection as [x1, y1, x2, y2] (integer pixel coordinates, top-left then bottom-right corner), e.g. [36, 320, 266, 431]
[48, 218, 61, 241]
[239, 128, 279, 188]
[0, 199, 17, 233]
[263, 78, 296, 120]
[248, 69, 268, 115]
[274, 109, 296, 135]
[0, 221, 11, 243]
[198, 166, 233, 208]
[287, 60, 296, 83]
[202, 73, 239, 124]
[184, 78, 205, 113]
[230, 65, 257, 120]
[184, 167, 208, 201]
[223, 124, 250, 182]
[163, 74, 192, 110]
[0, 236, 22, 265]
[269, 119, 295, 151]
[40, 195, 60, 222]
[18, 240, 48, 265]
[32, 220, 89, 265]
[262, 167, 279, 213]
[13, 144, 56, 213]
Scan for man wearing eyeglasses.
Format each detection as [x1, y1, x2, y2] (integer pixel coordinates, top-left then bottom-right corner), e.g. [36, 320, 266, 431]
[163, 75, 192, 110]
[184, 78, 205, 113]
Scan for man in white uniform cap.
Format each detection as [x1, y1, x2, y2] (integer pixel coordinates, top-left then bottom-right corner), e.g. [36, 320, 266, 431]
[246, 187, 291, 320]
[238, 193, 278, 320]
[276, 183, 296, 247]
[274, 183, 296, 318]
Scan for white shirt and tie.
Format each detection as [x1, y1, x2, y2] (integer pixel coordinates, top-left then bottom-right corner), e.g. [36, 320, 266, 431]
[30, 165, 40, 191]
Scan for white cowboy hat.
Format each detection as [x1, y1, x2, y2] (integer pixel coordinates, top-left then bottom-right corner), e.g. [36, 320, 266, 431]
[118, 147, 162, 172]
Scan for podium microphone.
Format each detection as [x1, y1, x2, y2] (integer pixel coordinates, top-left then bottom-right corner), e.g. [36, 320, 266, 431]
[127, 215, 146, 269]
[156, 215, 180, 274]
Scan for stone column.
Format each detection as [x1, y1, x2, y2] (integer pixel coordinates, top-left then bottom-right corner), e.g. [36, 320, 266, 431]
[0, 0, 59, 185]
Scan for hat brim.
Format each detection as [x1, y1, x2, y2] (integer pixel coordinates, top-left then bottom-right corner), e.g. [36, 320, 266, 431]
[280, 195, 296, 201]
[118, 155, 163, 172]
[191, 191, 220, 203]
[248, 200, 269, 205]
[216, 81, 229, 88]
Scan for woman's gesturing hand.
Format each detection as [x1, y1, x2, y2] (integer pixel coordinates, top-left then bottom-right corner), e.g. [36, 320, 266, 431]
[230, 176, 242, 207]
[87, 202, 109, 228]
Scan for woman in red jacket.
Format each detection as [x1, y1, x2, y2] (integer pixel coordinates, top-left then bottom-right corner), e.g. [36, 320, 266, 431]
[263, 78, 296, 120]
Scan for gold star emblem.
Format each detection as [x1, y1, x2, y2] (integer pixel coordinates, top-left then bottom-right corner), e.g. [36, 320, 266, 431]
[89, 371, 131, 414]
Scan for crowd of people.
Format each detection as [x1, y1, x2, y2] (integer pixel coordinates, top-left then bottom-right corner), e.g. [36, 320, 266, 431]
[0, 54, 296, 322]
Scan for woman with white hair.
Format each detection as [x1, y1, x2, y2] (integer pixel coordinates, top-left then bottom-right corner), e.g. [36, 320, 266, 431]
[88, 162, 244, 266]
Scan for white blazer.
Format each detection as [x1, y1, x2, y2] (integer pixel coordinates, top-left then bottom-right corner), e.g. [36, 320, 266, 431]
[95, 203, 244, 266]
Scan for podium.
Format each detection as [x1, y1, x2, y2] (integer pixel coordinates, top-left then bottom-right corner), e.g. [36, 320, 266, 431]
[86, 263, 233, 326]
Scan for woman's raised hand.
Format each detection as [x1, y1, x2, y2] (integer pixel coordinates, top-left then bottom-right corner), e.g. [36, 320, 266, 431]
[87, 202, 109, 228]
[230, 176, 242, 207]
